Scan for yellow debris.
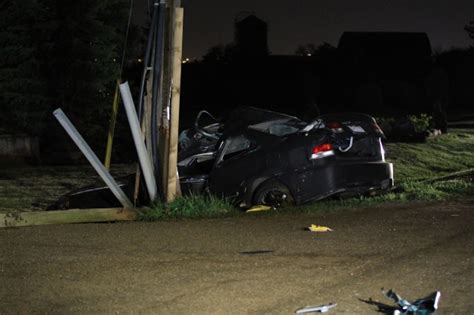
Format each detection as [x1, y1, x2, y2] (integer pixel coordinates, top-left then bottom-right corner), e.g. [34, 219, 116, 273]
[308, 224, 333, 232]
[246, 205, 272, 213]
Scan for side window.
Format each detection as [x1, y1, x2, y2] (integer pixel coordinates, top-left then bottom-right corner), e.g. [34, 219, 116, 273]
[221, 136, 253, 162]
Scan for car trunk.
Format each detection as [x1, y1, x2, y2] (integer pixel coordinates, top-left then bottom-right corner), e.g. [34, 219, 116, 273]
[320, 113, 385, 161]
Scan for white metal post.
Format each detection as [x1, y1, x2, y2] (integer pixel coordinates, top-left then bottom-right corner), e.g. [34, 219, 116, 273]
[120, 82, 158, 202]
[53, 109, 134, 209]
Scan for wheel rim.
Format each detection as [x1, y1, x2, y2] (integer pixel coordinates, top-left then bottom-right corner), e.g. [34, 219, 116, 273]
[261, 189, 288, 206]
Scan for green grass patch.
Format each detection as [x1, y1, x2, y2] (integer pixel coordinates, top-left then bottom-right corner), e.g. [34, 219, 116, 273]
[279, 178, 474, 216]
[138, 194, 236, 220]
[385, 129, 474, 180]
[397, 178, 474, 200]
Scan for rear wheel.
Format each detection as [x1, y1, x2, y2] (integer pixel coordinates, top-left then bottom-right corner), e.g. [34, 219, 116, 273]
[253, 180, 294, 208]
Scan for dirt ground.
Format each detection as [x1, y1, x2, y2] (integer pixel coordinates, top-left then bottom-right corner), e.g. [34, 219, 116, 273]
[1, 200, 473, 314]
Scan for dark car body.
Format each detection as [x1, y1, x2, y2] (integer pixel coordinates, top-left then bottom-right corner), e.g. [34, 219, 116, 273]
[49, 107, 393, 210]
[178, 107, 393, 207]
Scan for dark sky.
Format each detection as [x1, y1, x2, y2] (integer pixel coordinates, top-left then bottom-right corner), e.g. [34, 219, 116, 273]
[135, 0, 473, 59]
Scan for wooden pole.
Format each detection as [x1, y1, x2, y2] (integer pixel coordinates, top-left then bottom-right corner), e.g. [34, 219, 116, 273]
[166, 7, 184, 201]
[0, 208, 136, 228]
[104, 79, 121, 170]
[158, 0, 183, 202]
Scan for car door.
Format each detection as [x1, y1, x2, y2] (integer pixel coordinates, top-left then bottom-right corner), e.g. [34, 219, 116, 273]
[207, 135, 260, 198]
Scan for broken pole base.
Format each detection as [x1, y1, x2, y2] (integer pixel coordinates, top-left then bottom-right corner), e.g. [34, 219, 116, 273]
[0, 208, 137, 228]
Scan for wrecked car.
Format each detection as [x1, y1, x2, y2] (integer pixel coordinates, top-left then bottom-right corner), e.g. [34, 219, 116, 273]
[49, 107, 393, 209]
[178, 107, 393, 208]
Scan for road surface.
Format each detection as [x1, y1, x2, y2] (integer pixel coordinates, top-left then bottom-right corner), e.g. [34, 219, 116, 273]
[1, 200, 473, 314]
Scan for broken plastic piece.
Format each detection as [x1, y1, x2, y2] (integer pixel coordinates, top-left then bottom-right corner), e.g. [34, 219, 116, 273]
[308, 224, 333, 232]
[382, 288, 441, 315]
[246, 205, 273, 213]
[296, 303, 336, 314]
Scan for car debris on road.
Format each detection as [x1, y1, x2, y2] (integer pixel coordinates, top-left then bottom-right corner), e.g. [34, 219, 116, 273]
[245, 205, 273, 212]
[382, 288, 441, 315]
[307, 224, 333, 232]
[295, 302, 337, 313]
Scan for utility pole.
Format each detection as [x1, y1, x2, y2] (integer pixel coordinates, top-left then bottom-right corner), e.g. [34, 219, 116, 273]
[156, 0, 183, 202]
[137, 0, 183, 204]
[165, 1, 184, 201]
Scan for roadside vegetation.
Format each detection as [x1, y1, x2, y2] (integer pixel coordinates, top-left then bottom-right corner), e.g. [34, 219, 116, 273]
[1, 129, 473, 217]
[0, 164, 133, 212]
[386, 130, 474, 180]
[138, 194, 234, 221]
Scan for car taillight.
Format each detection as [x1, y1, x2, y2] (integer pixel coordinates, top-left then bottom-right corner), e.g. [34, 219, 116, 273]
[311, 143, 335, 160]
[327, 122, 344, 133]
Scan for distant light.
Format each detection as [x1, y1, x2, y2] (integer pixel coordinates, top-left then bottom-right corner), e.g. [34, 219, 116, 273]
[182, 58, 190, 64]
[306, 53, 312, 57]
[138, 58, 143, 63]
[113, 58, 117, 62]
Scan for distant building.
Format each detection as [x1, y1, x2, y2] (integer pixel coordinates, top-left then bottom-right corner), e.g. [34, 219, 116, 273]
[332, 32, 435, 115]
[234, 13, 269, 58]
[337, 32, 432, 78]
[182, 25, 444, 127]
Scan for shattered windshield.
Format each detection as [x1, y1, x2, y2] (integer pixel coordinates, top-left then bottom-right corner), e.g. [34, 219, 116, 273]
[248, 118, 307, 136]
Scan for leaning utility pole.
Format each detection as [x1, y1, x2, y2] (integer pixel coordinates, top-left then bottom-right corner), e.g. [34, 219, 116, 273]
[139, 0, 183, 203]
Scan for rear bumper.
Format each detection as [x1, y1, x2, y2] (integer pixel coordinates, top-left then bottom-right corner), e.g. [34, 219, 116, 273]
[286, 161, 394, 204]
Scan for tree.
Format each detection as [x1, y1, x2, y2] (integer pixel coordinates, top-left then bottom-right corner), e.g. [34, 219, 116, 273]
[295, 43, 317, 56]
[0, 0, 51, 134]
[295, 42, 336, 58]
[44, 0, 130, 144]
[201, 44, 236, 64]
[0, 0, 134, 154]
[466, 21, 474, 39]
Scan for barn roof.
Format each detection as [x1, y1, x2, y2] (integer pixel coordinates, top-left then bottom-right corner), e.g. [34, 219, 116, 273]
[338, 32, 432, 59]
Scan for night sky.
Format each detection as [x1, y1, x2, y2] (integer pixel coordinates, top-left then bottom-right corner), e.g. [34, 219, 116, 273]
[135, 0, 473, 59]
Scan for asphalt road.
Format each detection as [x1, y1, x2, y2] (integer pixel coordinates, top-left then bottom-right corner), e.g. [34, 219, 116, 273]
[1, 200, 473, 314]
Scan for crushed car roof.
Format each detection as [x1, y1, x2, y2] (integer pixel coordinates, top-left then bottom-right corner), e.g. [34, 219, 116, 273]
[223, 106, 302, 135]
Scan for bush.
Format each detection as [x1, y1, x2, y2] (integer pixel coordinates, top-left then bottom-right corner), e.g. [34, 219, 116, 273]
[407, 113, 432, 133]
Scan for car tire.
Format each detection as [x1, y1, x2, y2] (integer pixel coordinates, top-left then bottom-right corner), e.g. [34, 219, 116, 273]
[253, 179, 294, 207]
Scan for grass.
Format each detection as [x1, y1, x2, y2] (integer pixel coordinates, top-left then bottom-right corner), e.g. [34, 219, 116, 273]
[0, 164, 134, 212]
[138, 194, 236, 220]
[381, 129, 474, 203]
[1, 129, 473, 217]
[385, 129, 474, 180]
[272, 178, 473, 216]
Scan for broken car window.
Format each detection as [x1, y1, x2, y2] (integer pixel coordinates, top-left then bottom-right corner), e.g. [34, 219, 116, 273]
[220, 136, 254, 162]
[249, 118, 306, 136]
[224, 136, 252, 156]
